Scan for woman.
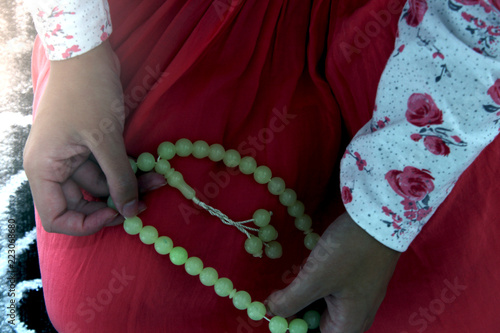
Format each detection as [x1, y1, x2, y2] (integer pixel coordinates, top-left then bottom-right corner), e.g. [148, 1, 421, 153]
[23, 0, 500, 331]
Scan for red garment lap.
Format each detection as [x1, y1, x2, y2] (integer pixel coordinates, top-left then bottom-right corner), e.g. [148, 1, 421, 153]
[31, 0, 499, 332]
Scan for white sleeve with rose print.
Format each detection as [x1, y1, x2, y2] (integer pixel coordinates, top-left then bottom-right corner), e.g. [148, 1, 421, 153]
[340, 0, 500, 252]
[24, 0, 112, 60]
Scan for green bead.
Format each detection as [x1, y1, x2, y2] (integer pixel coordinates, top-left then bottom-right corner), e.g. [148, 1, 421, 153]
[265, 241, 283, 259]
[157, 141, 176, 160]
[123, 216, 143, 235]
[185, 257, 204, 276]
[223, 149, 241, 168]
[258, 225, 278, 242]
[137, 152, 156, 172]
[253, 209, 271, 227]
[129, 158, 138, 173]
[295, 215, 312, 231]
[232, 290, 251, 310]
[247, 301, 267, 321]
[139, 225, 158, 245]
[154, 236, 173, 255]
[154, 159, 171, 175]
[239, 156, 257, 174]
[208, 144, 225, 162]
[199, 267, 219, 286]
[269, 316, 288, 333]
[175, 138, 193, 157]
[107, 196, 116, 210]
[304, 232, 320, 250]
[267, 177, 286, 195]
[169, 246, 188, 266]
[166, 171, 196, 200]
[254, 165, 272, 184]
[288, 200, 305, 217]
[244, 236, 263, 257]
[192, 140, 210, 159]
[289, 318, 309, 333]
[303, 310, 321, 330]
[214, 277, 234, 297]
[279, 188, 297, 207]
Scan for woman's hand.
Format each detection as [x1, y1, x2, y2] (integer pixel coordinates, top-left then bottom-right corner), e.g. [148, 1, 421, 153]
[24, 41, 162, 236]
[267, 212, 400, 332]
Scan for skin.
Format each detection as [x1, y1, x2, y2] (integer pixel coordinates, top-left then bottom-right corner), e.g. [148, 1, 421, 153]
[23, 41, 401, 331]
[267, 212, 401, 332]
[23, 41, 164, 236]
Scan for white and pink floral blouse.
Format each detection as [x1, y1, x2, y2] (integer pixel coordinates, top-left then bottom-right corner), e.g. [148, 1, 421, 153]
[24, 0, 500, 252]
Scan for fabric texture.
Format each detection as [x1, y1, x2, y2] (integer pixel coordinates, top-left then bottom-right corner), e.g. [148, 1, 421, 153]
[340, 0, 500, 251]
[30, 0, 500, 332]
[24, 0, 112, 60]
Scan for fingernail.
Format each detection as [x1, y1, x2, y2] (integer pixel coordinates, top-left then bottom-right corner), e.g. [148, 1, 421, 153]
[105, 212, 120, 226]
[150, 181, 167, 191]
[138, 201, 147, 214]
[122, 200, 138, 218]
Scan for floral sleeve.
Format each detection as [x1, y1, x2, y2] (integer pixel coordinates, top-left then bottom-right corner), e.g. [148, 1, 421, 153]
[24, 0, 112, 60]
[340, 0, 500, 252]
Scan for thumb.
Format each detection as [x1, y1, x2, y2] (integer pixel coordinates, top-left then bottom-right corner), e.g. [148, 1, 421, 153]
[266, 263, 326, 318]
[89, 131, 139, 218]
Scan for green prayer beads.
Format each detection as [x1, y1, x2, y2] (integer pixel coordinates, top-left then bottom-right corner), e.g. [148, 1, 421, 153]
[137, 152, 156, 172]
[247, 301, 266, 321]
[303, 310, 321, 330]
[232, 290, 251, 310]
[244, 236, 263, 257]
[175, 138, 193, 157]
[199, 267, 219, 286]
[269, 316, 288, 333]
[154, 236, 173, 255]
[254, 165, 272, 184]
[169, 246, 188, 266]
[122, 139, 326, 332]
[214, 278, 234, 297]
[185, 257, 204, 276]
[123, 216, 143, 235]
[139, 225, 158, 245]
[289, 318, 309, 333]
[158, 141, 176, 160]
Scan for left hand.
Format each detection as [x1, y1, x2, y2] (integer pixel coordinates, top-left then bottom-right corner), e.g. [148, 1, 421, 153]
[266, 212, 401, 332]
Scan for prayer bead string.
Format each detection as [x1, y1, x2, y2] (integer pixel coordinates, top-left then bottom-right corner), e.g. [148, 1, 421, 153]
[114, 139, 323, 332]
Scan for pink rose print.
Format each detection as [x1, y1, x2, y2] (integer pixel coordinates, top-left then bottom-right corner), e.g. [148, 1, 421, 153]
[382, 167, 435, 238]
[410, 127, 466, 156]
[62, 45, 81, 59]
[406, 93, 443, 127]
[341, 186, 353, 204]
[487, 79, 500, 105]
[345, 151, 371, 173]
[423, 136, 450, 156]
[403, 0, 428, 27]
[385, 166, 434, 201]
[354, 152, 367, 171]
[484, 80, 500, 128]
[370, 116, 390, 132]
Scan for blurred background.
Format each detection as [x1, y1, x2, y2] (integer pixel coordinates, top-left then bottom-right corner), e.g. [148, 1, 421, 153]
[0, 0, 56, 331]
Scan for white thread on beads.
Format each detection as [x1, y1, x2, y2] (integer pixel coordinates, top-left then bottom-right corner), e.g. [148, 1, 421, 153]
[192, 197, 260, 238]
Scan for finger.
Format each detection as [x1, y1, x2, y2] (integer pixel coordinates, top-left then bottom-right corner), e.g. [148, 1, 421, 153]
[266, 265, 326, 318]
[32, 178, 118, 235]
[89, 132, 139, 218]
[137, 172, 166, 194]
[71, 159, 109, 197]
[320, 295, 370, 333]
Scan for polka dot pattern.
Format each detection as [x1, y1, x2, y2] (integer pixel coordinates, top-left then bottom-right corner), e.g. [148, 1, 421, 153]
[340, 0, 500, 252]
[26, 0, 112, 60]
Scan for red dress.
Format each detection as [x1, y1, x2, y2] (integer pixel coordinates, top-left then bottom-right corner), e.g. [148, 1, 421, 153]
[31, 0, 500, 332]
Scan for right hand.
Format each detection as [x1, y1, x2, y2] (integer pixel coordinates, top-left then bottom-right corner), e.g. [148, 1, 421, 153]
[24, 41, 162, 236]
